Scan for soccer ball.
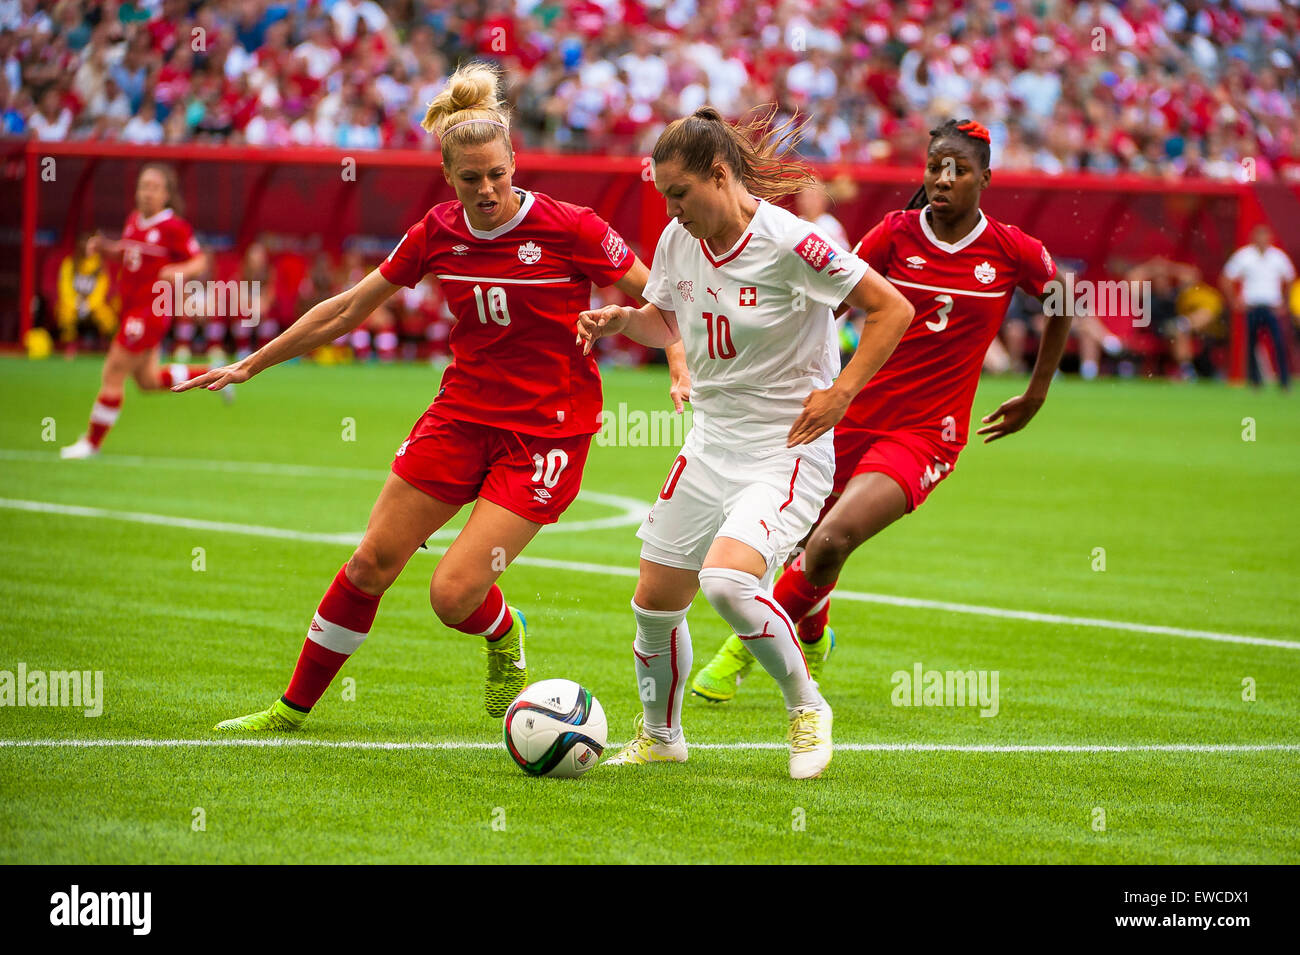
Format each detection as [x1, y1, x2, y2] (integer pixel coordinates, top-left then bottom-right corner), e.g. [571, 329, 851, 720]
[503, 679, 607, 778]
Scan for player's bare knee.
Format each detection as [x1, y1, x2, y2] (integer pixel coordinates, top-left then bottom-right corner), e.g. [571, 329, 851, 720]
[804, 526, 856, 579]
[346, 547, 394, 595]
[429, 577, 482, 626]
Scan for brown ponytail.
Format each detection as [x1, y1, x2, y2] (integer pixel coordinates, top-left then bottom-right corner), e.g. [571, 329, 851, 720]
[651, 105, 817, 200]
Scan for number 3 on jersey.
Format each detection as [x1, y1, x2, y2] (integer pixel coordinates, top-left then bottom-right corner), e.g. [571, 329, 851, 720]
[472, 284, 511, 326]
[927, 294, 953, 333]
[701, 311, 737, 359]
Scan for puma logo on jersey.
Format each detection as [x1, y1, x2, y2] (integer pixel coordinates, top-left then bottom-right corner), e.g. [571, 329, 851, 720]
[828, 266, 848, 277]
[706, 286, 720, 301]
[759, 519, 772, 538]
[906, 255, 926, 269]
[738, 620, 776, 640]
[633, 648, 660, 666]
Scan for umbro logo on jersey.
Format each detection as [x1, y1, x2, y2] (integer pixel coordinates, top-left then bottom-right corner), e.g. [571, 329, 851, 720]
[739, 286, 757, 306]
[452, 244, 469, 255]
[706, 286, 720, 301]
[395, 439, 410, 457]
[974, 261, 997, 284]
[906, 255, 927, 269]
[517, 241, 542, 264]
[533, 487, 552, 503]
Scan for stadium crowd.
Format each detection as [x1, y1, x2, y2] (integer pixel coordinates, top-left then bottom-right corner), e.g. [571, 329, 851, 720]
[3, 0, 1300, 181]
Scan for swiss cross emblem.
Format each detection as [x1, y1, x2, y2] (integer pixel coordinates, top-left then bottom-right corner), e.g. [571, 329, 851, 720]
[739, 287, 757, 306]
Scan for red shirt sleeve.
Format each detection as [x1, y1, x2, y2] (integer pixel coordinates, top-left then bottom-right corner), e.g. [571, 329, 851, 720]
[171, 218, 201, 260]
[571, 208, 633, 287]
[379, 218, 430, 289]
[1016, 229, 1057, 297]
[852, 213, 893, 274]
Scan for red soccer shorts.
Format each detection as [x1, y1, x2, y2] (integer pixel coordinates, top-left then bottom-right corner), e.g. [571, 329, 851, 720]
[824, 428, 960, 516]
[391, 407, 593, 525]
[113, 311, 170, 353]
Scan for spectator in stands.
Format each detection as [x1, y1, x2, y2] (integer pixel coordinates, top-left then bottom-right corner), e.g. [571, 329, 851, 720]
[1221, 225, 1297, 390]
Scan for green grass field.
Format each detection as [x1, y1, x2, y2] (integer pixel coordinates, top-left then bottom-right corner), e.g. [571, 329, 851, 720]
[1, 356, 1297, 864]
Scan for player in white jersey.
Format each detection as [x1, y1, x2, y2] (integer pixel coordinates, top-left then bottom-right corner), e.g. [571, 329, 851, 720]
[577, 106, 913, 778]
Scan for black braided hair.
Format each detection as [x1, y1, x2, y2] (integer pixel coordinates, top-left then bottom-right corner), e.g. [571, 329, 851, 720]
[904, 118, 992, 210]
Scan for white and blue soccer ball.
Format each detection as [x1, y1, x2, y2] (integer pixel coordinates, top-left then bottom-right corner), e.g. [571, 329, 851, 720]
[503, 679, 607, 778]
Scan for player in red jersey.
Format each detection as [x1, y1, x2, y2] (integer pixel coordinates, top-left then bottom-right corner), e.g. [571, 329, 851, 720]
[177, 62, 649, 731]
[60, 164, 213, 458]
[691, 119, 1073, 701]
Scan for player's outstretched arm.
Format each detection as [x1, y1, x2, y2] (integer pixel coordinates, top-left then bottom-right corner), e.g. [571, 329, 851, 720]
[173, 268, 400, 393]
[576, 301, 680, 354]
[978, 281, 1072, 443]
[787, 269, 913, 446]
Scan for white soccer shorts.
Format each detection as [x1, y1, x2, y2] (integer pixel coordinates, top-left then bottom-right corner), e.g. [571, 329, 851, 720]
[636, 428, 833, 579]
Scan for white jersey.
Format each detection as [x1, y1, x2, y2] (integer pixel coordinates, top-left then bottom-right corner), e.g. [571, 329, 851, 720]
[644, 199, 870, 452]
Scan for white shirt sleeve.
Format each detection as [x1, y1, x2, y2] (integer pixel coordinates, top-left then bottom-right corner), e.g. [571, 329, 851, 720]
[785, 227, 870, 308]
[1222, 248, 1246, 281]
[644, 224, 676, 311]
[1273, 248, 1296, 283]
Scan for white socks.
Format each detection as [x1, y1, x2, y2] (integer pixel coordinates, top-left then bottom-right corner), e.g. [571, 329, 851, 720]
[698, 567, 820, 710]
[631, 601, 692, 743]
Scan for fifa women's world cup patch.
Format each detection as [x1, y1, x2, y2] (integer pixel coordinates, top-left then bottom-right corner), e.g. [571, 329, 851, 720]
[794, 233, 836, 272]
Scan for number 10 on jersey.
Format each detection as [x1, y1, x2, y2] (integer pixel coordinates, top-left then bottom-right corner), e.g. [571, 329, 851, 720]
[702, 311, 736, 360]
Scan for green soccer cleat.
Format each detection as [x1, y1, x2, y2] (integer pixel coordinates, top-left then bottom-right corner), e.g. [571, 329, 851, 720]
[213, 698, 308, 732]
[690, 633, 755, 703]
[483, 607, 527, 718]
[801, 626, 836, 684]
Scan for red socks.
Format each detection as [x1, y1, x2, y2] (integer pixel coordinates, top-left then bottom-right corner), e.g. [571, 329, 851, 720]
[86, 393, 123, 449]
[158, 364, 207, 389]
[449, 584, 514, 639]
[283, 564, 381, 711]
[774, 553, 837, 644]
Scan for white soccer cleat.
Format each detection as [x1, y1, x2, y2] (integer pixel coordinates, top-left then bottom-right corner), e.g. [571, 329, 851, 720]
[788, 699, 832, 779]
[59, 436, 99, 459]
[604, 716, 688, 766]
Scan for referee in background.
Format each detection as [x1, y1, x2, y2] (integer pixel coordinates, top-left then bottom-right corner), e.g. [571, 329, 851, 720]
[1221, 225, 1296, 390]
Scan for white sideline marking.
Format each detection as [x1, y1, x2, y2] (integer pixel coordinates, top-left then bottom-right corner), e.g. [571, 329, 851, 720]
[1, 495, 1296, 652]
[0, 450, 647, 538]
[0, 739, 1296, 754]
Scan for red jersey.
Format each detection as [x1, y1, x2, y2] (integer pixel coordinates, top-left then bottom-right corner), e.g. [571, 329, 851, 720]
[380, 189, 634, 438]
[844, 208, 1056, 447]
[117, 208, 201, 318]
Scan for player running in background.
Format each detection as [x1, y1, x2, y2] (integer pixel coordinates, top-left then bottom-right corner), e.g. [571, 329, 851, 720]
[178, 62, 649, 730]
[691, 119, 1071, 701]
[577, 106, 913, 778]
[60, 164, 213, 459]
